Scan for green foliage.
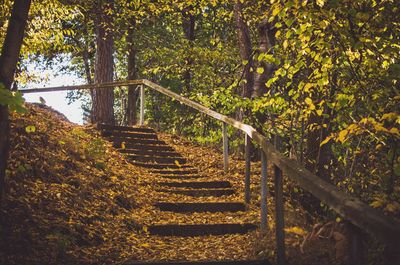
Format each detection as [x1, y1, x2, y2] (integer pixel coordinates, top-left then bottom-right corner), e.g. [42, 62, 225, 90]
[0, 83, 27, 113]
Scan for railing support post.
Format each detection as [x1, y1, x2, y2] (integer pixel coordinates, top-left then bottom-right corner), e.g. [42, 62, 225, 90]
[275, 164, 285, 265]
[139, 84, 145, 126]
[222, 122, 228, 172]
[244, 134, 251, 204]
[261, 149, 268, 231]
[348, 222, 364, 265]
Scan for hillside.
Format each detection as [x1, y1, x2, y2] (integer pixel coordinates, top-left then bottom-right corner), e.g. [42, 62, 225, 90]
[0, 104, 369, 265]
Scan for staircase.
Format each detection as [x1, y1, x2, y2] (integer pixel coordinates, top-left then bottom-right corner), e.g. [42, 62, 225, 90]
[98, 124, 268, 265]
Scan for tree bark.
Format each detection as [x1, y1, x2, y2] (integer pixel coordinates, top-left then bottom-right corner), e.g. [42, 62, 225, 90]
[234, 0, 254, 99]
[181, 6, 195, 92]
[92, 0, 115, 125]
[253, 19, 275, 98]
[126, 17, 138, 126]
[0, 0, 31, 202]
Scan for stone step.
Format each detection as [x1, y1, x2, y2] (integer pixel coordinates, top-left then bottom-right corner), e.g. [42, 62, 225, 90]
[129, 156, 187, 164]
[131, 162, 194, 169]
[116, 144, 175, 151]
[103, 130, 158, 139]
[152, 169, 198, 175]
[149, 223, 257, 236]
[98, 124, 155, 133]
[123, 259, 270, 265]
[156, 188, 235, 197]
[121, 149, 181, 157]
[157, 181, 231, 189]
[159, 175, 204, 180]
[113, 137, 167, 145]
[124, 260, 269, 265]
[155, 202, 245, 212]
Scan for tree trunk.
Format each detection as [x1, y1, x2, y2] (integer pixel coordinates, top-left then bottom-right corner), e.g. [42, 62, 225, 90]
[126, 17, 138, 126]
[234, 0, 254, 99]
[92, 0, 115, 125]
[181, 6, 195, 92]
[253, 19, 275, 98]
[0, 0, 31, 202]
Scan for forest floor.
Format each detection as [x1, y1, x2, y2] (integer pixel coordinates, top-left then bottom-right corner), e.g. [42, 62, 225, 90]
[0, 104, 354, 265]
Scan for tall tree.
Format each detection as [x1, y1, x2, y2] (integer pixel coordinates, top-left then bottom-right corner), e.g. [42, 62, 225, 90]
[92, 0, 115, 125]
[0, 0, 31, 201]
[234, 0, 253, 99]
[252, 19, 275, 98]
[181, 5, 196, 92]
[126, 16, 138, 125]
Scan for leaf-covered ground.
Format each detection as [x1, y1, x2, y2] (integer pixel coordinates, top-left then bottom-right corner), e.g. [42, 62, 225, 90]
[0, 104, 352, 264]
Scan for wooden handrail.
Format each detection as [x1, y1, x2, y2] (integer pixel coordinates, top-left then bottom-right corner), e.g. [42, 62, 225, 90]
[20, 79, 400, 249]
[142, 80, 400, 247]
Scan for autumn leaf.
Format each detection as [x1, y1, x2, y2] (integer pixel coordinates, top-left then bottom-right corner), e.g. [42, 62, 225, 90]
[174, 160, 181, 167]
[25, 125, 36, 133]
[285, 226, 307, 236]
[337, 129, 348, 143]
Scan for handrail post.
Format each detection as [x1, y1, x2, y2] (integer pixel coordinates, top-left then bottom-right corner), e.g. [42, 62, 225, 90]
[348, 222, 364, 265]
[275, 165, 285, 265]
[245, 134, 251, 204]
[139, 84, 145, 126]
[222, 122, 228, 172]
[274, 135, 285, 265]
[261, 149, 268, 231]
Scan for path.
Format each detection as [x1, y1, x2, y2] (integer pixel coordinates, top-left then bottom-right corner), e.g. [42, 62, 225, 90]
[98, 124, 269, 264]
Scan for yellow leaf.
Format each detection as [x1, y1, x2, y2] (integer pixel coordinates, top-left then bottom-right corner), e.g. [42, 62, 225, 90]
[370, 199, 384, 208]
[140, 243, 151, 248]
[283, 39, 288, 49]
[285, 226, 307, 236]
[25, 125, 36, 133]
[389, 127, 400, 136]
[337, 129, 348, 143]
[320, 136, 332, 147]
[316, 0, 325, 7]
[256, 67, 265, 74]
[316, 109, 323, 116]
[174, 160, 181, 167]
[305, 97, 312, 105]
[142, 226, 148, 233]
[303, 83, 313, 92]
[121, 142, 126, 149]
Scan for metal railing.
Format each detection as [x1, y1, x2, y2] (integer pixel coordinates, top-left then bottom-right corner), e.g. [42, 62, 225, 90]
[21, 79, 400, 265]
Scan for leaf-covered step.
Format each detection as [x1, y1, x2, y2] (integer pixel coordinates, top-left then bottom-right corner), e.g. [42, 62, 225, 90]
[102, 130, 158, 139]
[157, 181, 231, 189]
[131, 162, 194, 169]
[113, 137, 166, 145]
[151, 169, 198, 175]
[159, 175, 204, 180]
[155, 202, 245, 212]
[116, 144, 175, 151]
[148, 223, 257, 236]
[121, 149, 181, 157]
[129, 156, 187, 164]
[156, 188, 235, 197]
[124, 259, 270, 265]
[97, 124, 155, 133]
